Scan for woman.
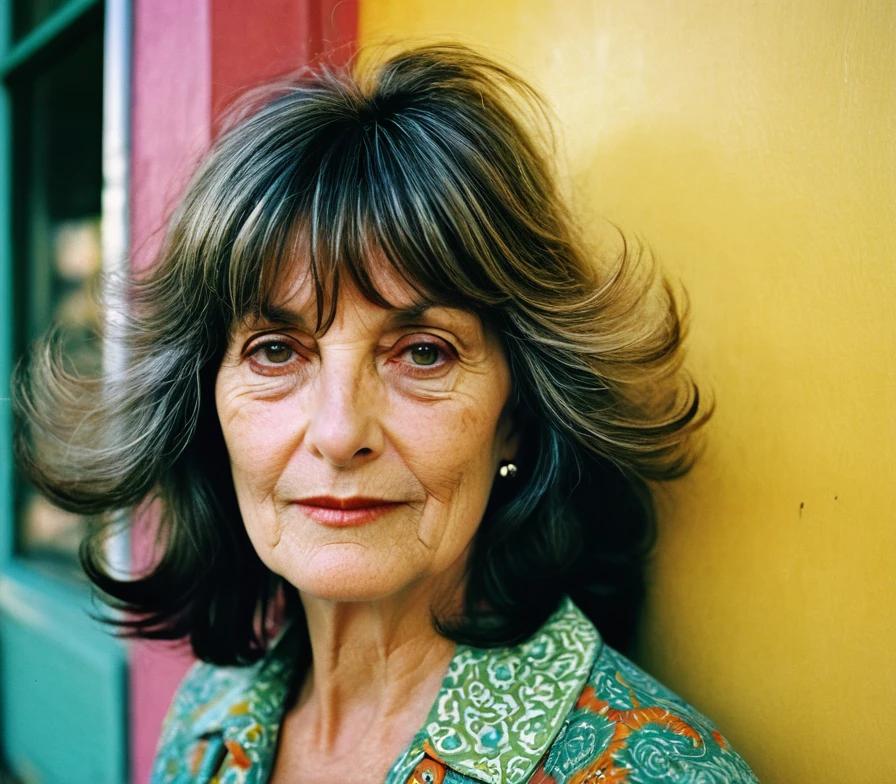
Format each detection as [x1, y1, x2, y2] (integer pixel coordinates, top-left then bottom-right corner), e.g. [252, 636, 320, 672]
[15, 44, 757, 783]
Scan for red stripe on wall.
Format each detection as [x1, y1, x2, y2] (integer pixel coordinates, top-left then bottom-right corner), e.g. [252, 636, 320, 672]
[210, 0, 358, 124]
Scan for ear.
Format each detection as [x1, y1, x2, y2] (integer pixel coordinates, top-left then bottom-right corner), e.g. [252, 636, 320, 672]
[496, 405, 521, 462]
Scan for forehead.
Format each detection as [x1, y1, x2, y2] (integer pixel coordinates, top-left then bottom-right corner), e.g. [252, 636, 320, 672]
[228, 211, 500, 339]
[248, 245, 489, 340]
[269, 247, 424, 313]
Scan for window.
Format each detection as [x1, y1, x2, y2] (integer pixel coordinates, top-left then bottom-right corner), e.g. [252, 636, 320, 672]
[0, 2, 129, 782]
[11, 7, 104, 573]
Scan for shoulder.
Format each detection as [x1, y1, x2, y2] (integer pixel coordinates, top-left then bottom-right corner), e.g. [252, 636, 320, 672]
[535, 642, 759, 784]
[150, 659, 252, 782]
[155, 658, 249, 742]
[150, 634, 297, 784]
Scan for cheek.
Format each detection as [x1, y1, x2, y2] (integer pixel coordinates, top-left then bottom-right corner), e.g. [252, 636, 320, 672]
[392, 397, 498, 482]
[389, 391, 504, 555]
[215, 379, 305, 548]
[221, 405, 289, 488]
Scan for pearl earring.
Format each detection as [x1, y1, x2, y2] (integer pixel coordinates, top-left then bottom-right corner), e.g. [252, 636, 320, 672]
[498, 461, 518, 479]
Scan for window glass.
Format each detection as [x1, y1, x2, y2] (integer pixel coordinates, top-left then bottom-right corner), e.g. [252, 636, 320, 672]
[12, 0, 72, 42]
[12, 21, 104, 566]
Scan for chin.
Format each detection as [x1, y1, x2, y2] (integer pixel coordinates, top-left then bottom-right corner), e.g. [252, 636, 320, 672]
[276, 545, 417, 603]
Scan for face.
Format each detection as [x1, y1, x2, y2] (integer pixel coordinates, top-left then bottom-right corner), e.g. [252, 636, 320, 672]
[214, 260, 518, 605]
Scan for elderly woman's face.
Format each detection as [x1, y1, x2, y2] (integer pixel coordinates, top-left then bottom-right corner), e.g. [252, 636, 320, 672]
[214, 260, 517, 603]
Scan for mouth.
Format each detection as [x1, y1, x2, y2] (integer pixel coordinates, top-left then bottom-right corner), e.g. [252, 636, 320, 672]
[293, 496, 405, 527]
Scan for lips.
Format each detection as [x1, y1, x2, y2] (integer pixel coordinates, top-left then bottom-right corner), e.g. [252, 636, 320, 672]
[294, 496, 403, 527]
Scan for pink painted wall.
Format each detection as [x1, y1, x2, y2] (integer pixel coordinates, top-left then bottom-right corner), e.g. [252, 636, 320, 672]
[128, 2, 357, 781]
[129, 3, 212, 781]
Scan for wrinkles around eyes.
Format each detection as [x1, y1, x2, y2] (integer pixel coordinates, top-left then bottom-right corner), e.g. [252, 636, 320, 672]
[221, 360, 467, 404]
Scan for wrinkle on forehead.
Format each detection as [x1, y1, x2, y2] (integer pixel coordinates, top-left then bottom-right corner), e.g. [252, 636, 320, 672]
[246, 238, 448, 336]
[225, 208, 500, 348]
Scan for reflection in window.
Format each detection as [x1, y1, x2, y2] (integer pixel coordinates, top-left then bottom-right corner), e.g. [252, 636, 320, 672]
[12, 0, 71, 42]
[12, 18, 104, 566]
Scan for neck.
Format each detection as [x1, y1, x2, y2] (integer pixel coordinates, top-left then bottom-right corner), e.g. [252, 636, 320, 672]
[292, 571, 463, 756]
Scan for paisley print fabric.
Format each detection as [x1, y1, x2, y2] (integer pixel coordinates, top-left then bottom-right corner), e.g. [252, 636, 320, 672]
[151, 619, 301, 784]
[151, 598, 758, 783]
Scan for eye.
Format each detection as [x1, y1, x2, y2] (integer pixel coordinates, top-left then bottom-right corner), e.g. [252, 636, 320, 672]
[390, 337, 455, 379]
[407, 343, 441, 366]
[256, 341, 294, 364]
[245, 338, 302, 374]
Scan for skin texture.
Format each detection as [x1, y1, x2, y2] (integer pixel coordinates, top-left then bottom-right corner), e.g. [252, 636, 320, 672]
[215, 259, 518, 780]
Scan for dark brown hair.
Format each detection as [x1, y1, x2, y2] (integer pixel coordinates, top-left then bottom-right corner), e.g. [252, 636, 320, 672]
[14, 43, 708, 665]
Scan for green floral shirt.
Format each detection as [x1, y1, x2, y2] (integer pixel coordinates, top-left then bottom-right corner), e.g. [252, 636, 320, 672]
[151, 598, 758, 783]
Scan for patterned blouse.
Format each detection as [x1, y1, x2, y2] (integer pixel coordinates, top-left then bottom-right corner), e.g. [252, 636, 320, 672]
[151, 597, 758, 783]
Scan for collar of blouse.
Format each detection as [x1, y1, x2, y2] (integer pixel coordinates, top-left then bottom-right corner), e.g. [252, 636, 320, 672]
[152, 596, 601, 784]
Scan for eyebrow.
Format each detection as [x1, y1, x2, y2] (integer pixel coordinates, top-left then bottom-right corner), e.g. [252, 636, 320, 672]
[256, 300, 438, 329]
[389, 302, 438, 325]
[256, 303, 309, 328]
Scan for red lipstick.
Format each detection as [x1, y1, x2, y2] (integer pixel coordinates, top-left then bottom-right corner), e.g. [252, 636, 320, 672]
[294, 496, 403, 527]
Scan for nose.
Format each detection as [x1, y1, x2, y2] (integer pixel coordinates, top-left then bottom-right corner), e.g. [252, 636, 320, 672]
[304, 356, 383, 468]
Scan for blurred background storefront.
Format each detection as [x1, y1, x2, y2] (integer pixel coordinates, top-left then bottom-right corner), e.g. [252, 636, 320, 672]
[0, 1, 893, 783]
[0, 2, 125, 782]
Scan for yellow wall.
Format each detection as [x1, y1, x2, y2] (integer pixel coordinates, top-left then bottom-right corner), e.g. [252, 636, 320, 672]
[360, 3, 896, 781]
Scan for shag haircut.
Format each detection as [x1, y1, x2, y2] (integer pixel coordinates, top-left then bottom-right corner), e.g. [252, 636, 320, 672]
[14, 44, 708, 665]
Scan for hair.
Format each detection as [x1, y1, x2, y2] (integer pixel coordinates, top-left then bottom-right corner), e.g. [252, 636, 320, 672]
[13, 43, 709, 666]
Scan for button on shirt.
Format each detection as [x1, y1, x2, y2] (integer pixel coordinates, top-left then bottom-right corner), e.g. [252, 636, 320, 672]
[150, 597, 758, 783]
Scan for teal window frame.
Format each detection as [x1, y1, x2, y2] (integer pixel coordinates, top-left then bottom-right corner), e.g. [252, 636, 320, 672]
[0, 1, 130, 781]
